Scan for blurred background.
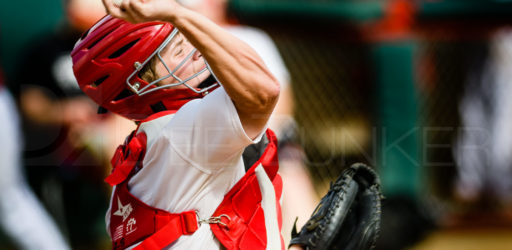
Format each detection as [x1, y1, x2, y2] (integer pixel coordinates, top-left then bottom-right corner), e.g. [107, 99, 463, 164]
[1, 0, 512, 249]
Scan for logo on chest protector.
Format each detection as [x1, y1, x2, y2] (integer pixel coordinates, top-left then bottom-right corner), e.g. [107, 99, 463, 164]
[113, 197, 133, 222]
[126, 218, 137, 235]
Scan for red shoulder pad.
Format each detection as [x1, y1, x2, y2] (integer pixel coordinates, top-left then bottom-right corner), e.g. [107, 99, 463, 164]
[105, 132, 147, 186]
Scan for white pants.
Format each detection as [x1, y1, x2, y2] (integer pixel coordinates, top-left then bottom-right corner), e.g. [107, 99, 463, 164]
[0, 87, 69, 250]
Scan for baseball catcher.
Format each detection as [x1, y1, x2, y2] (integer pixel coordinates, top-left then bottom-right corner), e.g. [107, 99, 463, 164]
[290, 163, 383, 250]
[71, 0, 382, 248]
[73, 0, 285, 248]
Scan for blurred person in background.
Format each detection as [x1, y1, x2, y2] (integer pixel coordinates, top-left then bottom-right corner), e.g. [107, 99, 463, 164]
[0, 61, 69, 250]
[177, 0, 319, 244]
[8, 0, 124, 247]
[454, 28, 512, 218]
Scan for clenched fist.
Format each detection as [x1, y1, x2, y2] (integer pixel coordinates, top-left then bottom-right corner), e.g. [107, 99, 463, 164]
[102, 0, 182, 23]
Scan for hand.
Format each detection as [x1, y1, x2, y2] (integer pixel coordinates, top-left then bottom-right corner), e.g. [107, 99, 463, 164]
[61, 97, 99, 125]
[102, 0, 181, 23]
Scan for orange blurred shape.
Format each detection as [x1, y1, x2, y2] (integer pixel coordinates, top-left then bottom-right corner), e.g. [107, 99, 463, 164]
[67, 0, 107, 32]
[383, 0, 415, 34]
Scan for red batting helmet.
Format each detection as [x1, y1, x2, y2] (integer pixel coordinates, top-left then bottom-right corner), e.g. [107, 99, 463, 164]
[71, 15, 218, 120]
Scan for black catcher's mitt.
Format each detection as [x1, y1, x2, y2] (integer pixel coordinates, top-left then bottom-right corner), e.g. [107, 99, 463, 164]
[290, 163, 383, 250]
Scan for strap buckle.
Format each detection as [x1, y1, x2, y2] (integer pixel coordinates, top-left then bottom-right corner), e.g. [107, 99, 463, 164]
[197, 213, 231, 228]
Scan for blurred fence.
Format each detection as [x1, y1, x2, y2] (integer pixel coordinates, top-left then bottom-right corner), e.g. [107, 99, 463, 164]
[230, 0, 512, 203]
[269, 24, 374, 189]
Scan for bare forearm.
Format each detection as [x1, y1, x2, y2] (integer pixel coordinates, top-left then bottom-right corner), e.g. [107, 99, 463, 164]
[102, 0, 279, 137]
[166, 6, 280, 113]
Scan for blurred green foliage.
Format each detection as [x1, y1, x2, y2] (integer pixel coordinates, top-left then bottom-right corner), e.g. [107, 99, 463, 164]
[0, 0, 64, 80]
[418, 0, 512, 19]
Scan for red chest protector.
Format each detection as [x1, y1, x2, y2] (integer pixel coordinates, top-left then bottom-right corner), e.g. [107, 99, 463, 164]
[105, 114, 284, 250]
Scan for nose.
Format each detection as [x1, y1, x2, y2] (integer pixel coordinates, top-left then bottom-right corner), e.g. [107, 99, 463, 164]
[192, 50, 202, 61]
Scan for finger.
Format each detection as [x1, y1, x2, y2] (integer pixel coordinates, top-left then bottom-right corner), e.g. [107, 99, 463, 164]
[120, 0, 130, 11]
[113, 0, 123, 7]
[120, 0, 140, 23]
[128, 0, 147, 22]
[102, 0, 129, 19]
[102, 0, 117, 14]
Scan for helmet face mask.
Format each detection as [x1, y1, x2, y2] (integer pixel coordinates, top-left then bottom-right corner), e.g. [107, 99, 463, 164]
[72, 15, 219, 121]
[127, 28, 218, 97]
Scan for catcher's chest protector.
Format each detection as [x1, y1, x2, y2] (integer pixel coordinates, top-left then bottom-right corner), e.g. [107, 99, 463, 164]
[105, 113, 284, 250]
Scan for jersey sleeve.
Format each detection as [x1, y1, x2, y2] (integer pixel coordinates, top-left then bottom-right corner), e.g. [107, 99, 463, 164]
[165, 87, 266, 171]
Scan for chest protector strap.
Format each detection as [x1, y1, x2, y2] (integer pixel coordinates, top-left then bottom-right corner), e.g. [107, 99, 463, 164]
[110, 181, 199, 249]
[106, 123, 283, 249]
[106, 130, 199, 249]
[210, 129, 285, 250]
[105, 131, 146, 186]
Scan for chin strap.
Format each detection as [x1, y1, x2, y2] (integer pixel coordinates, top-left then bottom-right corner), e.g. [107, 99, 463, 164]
[98, 106, 108, 114]
[197, 74, 217, 89]
[150, 101, 167, 113]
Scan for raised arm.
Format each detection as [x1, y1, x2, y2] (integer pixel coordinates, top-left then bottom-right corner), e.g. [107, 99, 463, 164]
[103, 0, 280, 139]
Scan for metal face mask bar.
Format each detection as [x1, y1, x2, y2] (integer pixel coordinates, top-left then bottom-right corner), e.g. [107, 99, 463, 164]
[126, 28, 219, 96]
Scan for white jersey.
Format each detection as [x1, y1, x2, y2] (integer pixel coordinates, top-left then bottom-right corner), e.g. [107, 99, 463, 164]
[106, 87, 265, 249]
